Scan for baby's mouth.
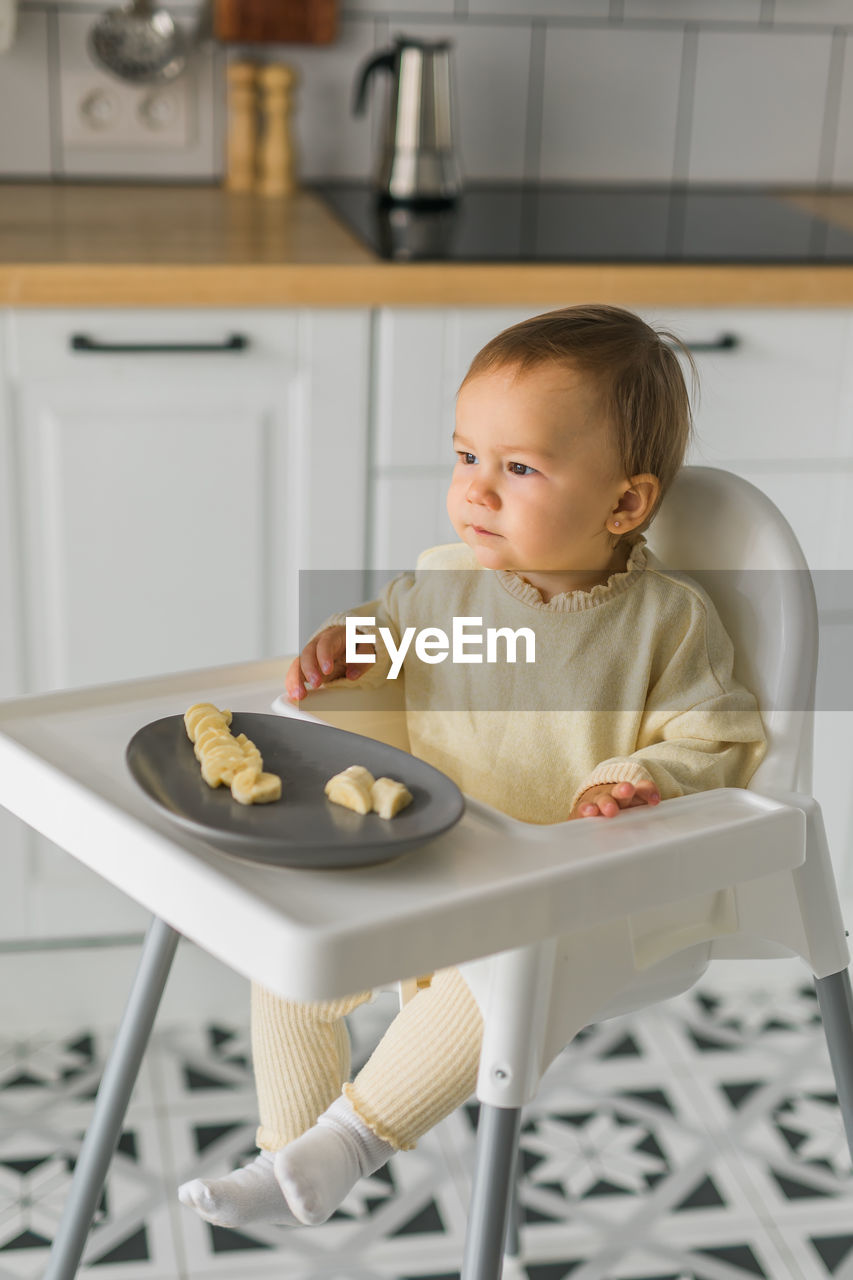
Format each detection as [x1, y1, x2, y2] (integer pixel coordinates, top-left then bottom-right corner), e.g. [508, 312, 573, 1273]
[471, 525, 499, 537]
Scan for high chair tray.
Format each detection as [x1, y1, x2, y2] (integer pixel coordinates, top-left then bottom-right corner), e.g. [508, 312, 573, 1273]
[126, 711, 464, 869]
[0, 657, 805, 1000]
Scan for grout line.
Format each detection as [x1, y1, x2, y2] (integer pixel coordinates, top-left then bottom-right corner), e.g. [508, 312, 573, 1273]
[325, 9, 853, 33]
[44, 6, 65, 179]
[671, 24, 698, 186]
[666, 22, 697, 259]
[817, 28, 847, 188]
[522, 20, 546, 184]
[364, 309, 380, 579]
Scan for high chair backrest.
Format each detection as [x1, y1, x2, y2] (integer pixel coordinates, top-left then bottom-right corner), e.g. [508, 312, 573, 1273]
[646, 466, 818, 795]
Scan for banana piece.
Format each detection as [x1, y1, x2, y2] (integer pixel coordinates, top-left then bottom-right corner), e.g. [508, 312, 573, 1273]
[324, 765, 413, 819]
[232, 768, 281, 806]
[200, 744, 248, 788]
[194, 726, 232, 760]
[324, 765, 375, 815]
[185, 703, 232, 742]
[184, 701, 281, 805]
[371, 776, 413, 820]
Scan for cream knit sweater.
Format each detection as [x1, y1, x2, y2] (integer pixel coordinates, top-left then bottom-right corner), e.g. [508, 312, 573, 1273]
[327, 535, 767, 820]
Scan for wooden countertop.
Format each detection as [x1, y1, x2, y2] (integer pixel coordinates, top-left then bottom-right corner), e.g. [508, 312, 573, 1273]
[4, 182, 853, 307]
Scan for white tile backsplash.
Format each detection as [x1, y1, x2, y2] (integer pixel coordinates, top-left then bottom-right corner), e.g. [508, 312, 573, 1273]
[772, 0, 853, 22]
[467, 0, 609, 16]
[540, 25, 684, 182]
[342, 0, 455, 12]
[688, 28, 833, 185]
[829, 33, 853, 184]
[0, 9, 52, 176]
[2, 1, 853, 185]
[623, 0, 762, 19]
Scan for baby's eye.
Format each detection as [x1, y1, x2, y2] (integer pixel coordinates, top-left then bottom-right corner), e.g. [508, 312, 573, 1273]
[457, 451, 478, 465]
[508, 462, 537, 476]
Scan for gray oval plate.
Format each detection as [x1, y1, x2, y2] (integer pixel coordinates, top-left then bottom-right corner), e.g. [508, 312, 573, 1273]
[126, 712, 465, 869]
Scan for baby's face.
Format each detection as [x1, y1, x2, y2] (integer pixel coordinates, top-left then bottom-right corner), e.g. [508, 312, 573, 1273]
[447, 361, 630, 593]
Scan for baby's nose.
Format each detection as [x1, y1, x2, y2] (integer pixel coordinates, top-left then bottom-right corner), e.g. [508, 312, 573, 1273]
[466, 475, 499, 508]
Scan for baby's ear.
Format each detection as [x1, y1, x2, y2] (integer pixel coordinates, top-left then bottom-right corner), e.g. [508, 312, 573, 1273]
[618, 474, 660, 527]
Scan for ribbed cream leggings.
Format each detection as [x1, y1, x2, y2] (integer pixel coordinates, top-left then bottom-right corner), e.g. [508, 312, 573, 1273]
[252, 966, 483, 1152]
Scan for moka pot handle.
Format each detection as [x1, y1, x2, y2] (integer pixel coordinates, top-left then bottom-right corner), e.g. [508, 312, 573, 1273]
[353, 48, 396, 115]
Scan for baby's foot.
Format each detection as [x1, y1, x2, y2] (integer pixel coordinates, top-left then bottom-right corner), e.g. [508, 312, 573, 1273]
[178, 1150, 298, 1228]
[274, 1096, 395, 1226]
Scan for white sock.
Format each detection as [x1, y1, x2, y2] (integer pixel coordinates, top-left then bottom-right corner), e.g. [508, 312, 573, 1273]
[274, 1095, 396, 1225]
[178, 1150, 298, 1228]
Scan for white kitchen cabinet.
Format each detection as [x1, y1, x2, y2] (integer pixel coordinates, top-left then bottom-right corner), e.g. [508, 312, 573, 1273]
[372, 307, 853, 567]
[647, 307, 853, 571]
[369, 306, 853, 890]
[1, 308, 371, 939]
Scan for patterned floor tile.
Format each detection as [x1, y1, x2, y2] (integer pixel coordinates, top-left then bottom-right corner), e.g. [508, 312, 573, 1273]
[0, 1107, 181, 1278]
[0, 1028, 178, 1278]
[5, 970, 853, 1278]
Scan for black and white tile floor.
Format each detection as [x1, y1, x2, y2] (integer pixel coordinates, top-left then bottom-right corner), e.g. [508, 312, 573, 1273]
[2, 973, 853, 1280]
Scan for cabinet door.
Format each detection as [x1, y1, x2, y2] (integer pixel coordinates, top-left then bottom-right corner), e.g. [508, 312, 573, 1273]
[644, 307, 853, 568]
[16, 312, 283, 688]
[5, 308, 370, 939]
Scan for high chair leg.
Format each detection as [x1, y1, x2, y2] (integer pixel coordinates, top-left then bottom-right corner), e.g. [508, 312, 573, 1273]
[45, 915, 180, 1280]
[461, 1104, 521, 1280]
[503, 1146, 523, 1259]
[814, 968, 853, 1164]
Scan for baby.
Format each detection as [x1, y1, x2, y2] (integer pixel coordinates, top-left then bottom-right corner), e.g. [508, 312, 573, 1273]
[179, 303, 766, 1230]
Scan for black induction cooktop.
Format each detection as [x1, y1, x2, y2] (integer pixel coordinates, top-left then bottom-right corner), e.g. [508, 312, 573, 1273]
[313, 182, 853, 263]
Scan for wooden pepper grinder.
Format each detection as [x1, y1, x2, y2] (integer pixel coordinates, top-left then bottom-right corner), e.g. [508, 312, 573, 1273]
[225, 61, 258, 193]
[256, 63, 298, 197]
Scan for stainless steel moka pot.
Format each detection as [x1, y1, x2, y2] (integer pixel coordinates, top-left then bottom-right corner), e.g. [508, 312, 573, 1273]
[354, 36, 461, 204]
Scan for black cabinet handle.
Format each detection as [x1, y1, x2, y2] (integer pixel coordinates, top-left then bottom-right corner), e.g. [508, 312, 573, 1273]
[680, 333, 740, 354]
[70, 333, 250, 354]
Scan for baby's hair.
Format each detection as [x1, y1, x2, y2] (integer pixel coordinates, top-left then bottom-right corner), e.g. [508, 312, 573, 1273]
[461, 304, 697, 528]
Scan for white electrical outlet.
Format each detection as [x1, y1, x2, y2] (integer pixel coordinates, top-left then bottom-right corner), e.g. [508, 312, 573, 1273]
[61, 71, 191, 149]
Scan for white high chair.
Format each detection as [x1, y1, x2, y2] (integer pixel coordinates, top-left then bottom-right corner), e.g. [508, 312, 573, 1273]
[287, 465, 853, 1280]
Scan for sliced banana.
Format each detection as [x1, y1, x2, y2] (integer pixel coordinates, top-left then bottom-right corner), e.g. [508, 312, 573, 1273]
[325, 765, 413, 819]
[200, 744, 248, 788]
[185, 703, 231, 742]
[184, 701, 280, 805]
[232, 768, 281, 806]
[371, 776, 413, 820]
[324, 765, 375, 815]
[193, 723, 233, 756]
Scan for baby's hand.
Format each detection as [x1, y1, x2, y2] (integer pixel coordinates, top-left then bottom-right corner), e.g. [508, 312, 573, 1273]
[570, 780, 661, 820]
[285, 625, 376, 702]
